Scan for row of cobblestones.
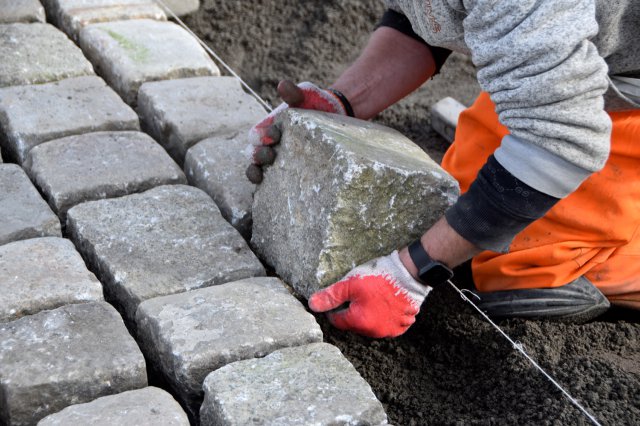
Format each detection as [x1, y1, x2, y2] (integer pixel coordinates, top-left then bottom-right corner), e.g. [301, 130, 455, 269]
[0, 0, 388, 424]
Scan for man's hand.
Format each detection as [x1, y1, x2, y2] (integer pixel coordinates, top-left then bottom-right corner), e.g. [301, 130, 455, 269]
[308, 251, 431, 338]
[246, 80, 349, 184]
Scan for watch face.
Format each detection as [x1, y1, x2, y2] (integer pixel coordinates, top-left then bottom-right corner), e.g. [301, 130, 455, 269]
[421, 264, 453, 285]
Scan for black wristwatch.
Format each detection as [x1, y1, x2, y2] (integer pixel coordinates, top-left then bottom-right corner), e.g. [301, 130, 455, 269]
[408, 240, 454, 286]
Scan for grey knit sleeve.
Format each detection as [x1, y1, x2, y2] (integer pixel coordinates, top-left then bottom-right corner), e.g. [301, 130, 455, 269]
[463, 0, 612, 198]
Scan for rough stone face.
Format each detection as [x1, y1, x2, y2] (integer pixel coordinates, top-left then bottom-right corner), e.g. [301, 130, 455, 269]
[136, 277, 323, 414]
[38, 387, 189, 426]
[78, 20, 220, 105]
[0, 76, 140, 164]
[0, 302, 147, 426]
[24, 131, 186, 222]
[185, 133, 256, 238]
[0, 164, 61, 246]
[0, 237, 103, 323]
[42, 0, 166, 41]
[0, 23, 94, 88]
[252, 110, 460, 298]
[200, 343, 388, 425]
[137, 76, 265, 164]
[0, 0, 46, 23]
[160, 0, 199, 17]
[66, 185, 265, 324]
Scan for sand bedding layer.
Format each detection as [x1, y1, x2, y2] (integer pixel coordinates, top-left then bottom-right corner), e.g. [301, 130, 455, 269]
[186, 2, 639, 424]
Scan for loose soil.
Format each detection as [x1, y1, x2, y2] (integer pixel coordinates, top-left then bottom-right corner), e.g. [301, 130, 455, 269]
[187, 2, 640, 424]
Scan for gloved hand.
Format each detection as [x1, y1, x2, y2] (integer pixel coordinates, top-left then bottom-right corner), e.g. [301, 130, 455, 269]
[246, 80, 352, 184]
[308, 250, 431, 338]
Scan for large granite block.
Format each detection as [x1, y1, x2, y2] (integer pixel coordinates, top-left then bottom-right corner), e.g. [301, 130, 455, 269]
[252, 110, 460, 298]
[160, 0, 199, 17]
[0, 0, 46, 23]
[79, 20, 220, 105]
[136, 277, 323, 414]
[0, 23, 93, 88]
[138, 76, 265, 164]
[0, 237, 103, 323]
[25, 131, 186, 222]
[66, 185, 265, 324]
[0, 302, 147, 426]
[42, 0, 165, 41]
[38, 387, 188, 426]
[185, 133, 256, 238]
[200, 343, 388, 425]
[0, 164, 61, 246]
[0, 76, 140, 164]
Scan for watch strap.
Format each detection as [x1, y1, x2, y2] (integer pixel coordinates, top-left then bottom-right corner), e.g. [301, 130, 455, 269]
[408, 239, 432, 271]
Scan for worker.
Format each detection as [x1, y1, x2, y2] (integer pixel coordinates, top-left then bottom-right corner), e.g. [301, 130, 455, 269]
[248, 0, 640, 338]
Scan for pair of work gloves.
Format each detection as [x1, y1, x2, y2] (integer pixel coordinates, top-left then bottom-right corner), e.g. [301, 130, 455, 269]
[248, 81, 432, 338]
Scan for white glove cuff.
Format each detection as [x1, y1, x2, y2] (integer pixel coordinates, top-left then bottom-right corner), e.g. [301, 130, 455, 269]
[388, 250, 432, 307]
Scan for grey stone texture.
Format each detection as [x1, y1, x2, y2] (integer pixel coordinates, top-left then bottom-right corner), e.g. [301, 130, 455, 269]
[252, 110, 460, 298]
[66, 185, 265, 324]
[0, 302, 147, 426]
[0, 0, 46, 23]
[0, 76, 140, 164]
[136, 277, 323, 411]
[185, 133, 256, 238]
[38, 387, 189, 426]
[42, 0, 166, 41]
[24, 131, 186, 221]
[137, 76, 265, 164]
[0, 237, 103, 323]
[0, 164, 61, 246]
[0, 23, 94, 88]
[200, 343, 388, 426]
[78, 20, 220, 105]
[161, 0, 199, 17]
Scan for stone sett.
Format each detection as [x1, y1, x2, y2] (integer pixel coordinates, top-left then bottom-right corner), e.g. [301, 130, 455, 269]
[24, 131, 186, 222]
[185, 133, 256, 238]
[200, 342, 388, 425]
[42, 0, 166, 41]
[0, 0, 46, 23]
[136, 277, 323, 414]
[79, 19, 220, 105]
[0, 237, 103, 323]
[66, 185, 265, 324]
[252, 110, 460, 298]
[0, 23, 93, 88]
[0, 76, 140, 164]
[137, 76, 265, 164]
[38, 387, 189, 426]
[0, 302, 147, 426]
[0, 164, 61, 246]
[161, 0, 199, 17]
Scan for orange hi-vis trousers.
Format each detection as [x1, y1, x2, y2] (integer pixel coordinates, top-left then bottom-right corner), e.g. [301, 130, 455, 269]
[442, 92, 640, 310]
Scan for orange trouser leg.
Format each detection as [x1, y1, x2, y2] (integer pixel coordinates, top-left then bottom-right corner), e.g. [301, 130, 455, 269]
[441, 92, 640, 309]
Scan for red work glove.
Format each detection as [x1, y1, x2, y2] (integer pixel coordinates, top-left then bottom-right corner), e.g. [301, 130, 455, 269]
[246, 80, 351, 184]
[308, 251, 431, 338]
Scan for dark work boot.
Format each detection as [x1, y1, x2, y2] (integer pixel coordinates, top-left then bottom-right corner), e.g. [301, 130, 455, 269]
[472, 276, 610, 323]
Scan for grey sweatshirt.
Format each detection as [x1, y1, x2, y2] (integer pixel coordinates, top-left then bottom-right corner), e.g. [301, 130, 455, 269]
[386, 0, 639, 199]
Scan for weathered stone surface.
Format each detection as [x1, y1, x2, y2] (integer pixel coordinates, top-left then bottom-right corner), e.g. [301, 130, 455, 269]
[136, 277, 322, 413]
[0, 0, 46, 23]
[185, 133, 256, 238]
[25, 131, 186, 221]
[42, 0, 166, 41]
[0, 302, 147, 426]
[79, 20, 220, 105]
[138, 76, 265, 163]
[0, 76, 140, 164]
[252, 110, 460, 298]
[67, 185, 265, 323]
[160, 0, 199, 17]
[38, 387, 188, 426]
[0, 164, 61, 246]
[0, 23, 93, 88]
[200, 343, 388, 425]
[0, 237, 103, 323]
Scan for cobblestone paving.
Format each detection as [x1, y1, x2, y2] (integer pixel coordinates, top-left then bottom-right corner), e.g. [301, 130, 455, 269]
[0, 1, 390, 424]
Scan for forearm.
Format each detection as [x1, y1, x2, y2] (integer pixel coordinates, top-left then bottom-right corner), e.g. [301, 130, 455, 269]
[331, 27, 436, 120]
